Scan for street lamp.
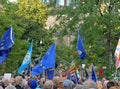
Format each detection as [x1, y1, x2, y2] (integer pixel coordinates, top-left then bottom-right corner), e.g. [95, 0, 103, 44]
[81, 63, 86, 78]
[40, 40, 42, 45]
[103, 66, 106, 70]
[39, 40, 43, 59]
[82, 63, 86, 69]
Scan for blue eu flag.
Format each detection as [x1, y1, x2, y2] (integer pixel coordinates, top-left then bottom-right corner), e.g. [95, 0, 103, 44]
[18, 42, 33, 74]
[0, 26, 14, 64]
[41, 42, 56, 69]
[32, 42, 56, 76]
[77, 30, 86, 59]
[47, 68, 54, 80]
[32, 61, 44, 76]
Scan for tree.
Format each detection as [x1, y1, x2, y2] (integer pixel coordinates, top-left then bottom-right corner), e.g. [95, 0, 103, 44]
[49, 0, 120, 77]
[17, 0, 48, 25]
[0, 2, 29, 74]
[16, 0, 51, 61]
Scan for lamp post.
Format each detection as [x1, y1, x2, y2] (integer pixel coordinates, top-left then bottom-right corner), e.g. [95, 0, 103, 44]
[40, 40, 45, 78]
[40, 40, 42, 60]
[82, 63, 86, 69]
[81, 63, 86, 78]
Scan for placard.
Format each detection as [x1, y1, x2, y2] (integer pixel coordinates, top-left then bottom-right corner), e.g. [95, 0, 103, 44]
[4, 73, 11, 81]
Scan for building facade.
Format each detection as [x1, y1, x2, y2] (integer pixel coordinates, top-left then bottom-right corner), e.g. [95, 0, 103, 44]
[42, 0, 72, 6]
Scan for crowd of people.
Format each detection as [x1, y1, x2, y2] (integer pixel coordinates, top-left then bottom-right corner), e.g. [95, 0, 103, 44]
[0, 72, 120, 89]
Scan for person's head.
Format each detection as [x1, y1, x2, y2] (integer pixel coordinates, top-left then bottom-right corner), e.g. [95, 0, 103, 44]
[44, 80, 54, 89]
[74, 85, 84, 89]
[57, 79, 64, 89]
[107, 81, 119, 89]
[103, 80, 109, 89]
[109, 86, 120, 89]
[2, 78, 9, 87]
[63, 79, 73, 89]
[37, 80, 44, 88]
[29, 79, 38, 89]
[5, 85, 16, 89]
[52, 76, 60, 87]
[15, 76, 23, 85]
[83, 79, 98, 89]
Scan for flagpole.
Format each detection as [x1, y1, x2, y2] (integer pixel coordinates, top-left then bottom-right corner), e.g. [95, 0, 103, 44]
[115, 69, 117, 80]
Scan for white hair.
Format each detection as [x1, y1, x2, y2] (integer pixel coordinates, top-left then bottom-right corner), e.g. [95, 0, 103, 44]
[5, 85, 16, 89]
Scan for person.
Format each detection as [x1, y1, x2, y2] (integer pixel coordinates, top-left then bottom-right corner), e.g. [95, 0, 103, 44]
[36, 80, 44, 89]
[44, 80, 54, 89]
[57, 79, 64, 89]
[29, 79, 38, 89]
[107, 81, 119, 89]
[52, 76, 60, 89]
[0, 86, 3, 89]
[109, 86, 120, 89]
[15, 76, 24, 89]
[103, 80, 109, 89]
[2, 77, 9, 88]
[63, 79, 73, 89]
[74, 85, 84, 89]
[83, 79, 98, 89]
[5, 84, 16, 89]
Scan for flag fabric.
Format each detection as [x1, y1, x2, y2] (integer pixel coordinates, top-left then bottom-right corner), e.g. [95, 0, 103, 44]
[40, 42, 56, 69]
[99, 68, 104, 77]
[26, 64, 32, 76]
[67, 72, 71, 80]
[18, 42, 33, 74]
[67, 67, 79, 84]
[32, 42, 56, 76]
[0, 26, 14, 64]
[32, 61, 45, 76]
[71, 72, 78, 84]
[91, 65, 98, 82]
[46, 68, 54, 80]
[115, 38, 120, 69]
[77, 30, 86, 59]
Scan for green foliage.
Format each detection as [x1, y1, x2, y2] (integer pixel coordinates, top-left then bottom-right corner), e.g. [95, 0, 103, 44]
[0, 2, 29, 75]
[17, 0, 48, 25]
[0, 1, 52, 75]
[0, 0, 7, 4]
[0, 0, 120, 78]
[50, 0, 120, 77]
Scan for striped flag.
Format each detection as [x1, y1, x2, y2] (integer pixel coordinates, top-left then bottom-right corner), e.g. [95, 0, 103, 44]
[115, 38, 120, 69]
[18, 42, 33, 74]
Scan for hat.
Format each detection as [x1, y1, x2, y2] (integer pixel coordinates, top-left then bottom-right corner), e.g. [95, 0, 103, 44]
[29, 80, 37, 89]
[63, 79, 72, 88]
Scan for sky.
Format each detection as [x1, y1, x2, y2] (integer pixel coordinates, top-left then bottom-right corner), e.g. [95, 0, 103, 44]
[9, 0, 17, 2]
